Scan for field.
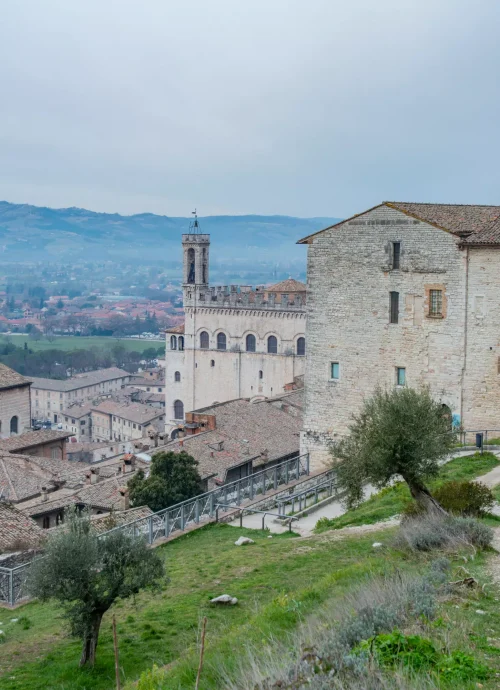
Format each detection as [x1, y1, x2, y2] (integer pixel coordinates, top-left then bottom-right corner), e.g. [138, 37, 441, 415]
[0, 334, 164, 353]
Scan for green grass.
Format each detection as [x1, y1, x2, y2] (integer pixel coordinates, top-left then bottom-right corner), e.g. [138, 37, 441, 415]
[0, 334, 164, 353]
[316, 452, 500, 532]
[0, 523, 408, 690]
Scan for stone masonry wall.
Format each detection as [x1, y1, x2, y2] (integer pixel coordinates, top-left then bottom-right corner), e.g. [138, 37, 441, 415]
[301, 206, 467, 470]
[462, 247, 500, 431]
[0, 385, 31, 437]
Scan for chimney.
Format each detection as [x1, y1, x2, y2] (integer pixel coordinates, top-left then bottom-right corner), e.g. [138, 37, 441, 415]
[90, 468, 100, 484]
[260, 449, 269, 462]
[118, 487, 129, 511]
[179, 438, 184, 447]
[41, 486, 48, 502]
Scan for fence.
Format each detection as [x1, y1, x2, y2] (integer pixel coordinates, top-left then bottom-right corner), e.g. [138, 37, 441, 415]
[0, 562, 32, 608]
[101, 452, 310, 545]
[276, 470, 338, 516]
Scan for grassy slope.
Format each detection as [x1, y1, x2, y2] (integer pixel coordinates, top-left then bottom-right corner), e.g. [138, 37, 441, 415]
[0, 335, 164, 353]
[0, 524, 408, 690]
[316, 452, 500, 532]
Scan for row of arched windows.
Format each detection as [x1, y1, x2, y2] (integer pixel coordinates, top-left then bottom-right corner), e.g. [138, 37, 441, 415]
[170, 335, 185, 350]
[198, 331, 305, 355]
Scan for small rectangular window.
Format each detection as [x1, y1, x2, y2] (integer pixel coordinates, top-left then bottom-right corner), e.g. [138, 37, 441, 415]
[392, 242, 401, 269]
[396, 367, 406, 386]
[390, 292, 399, 324]
[429, 289, 443, 317]
[331, 362, 340, 380]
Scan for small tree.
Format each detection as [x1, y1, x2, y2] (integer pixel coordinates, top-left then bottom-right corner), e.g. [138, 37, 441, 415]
[129, 450, 204, 512]
[29, 509, 164, 667]
[334, 387, 455, 514]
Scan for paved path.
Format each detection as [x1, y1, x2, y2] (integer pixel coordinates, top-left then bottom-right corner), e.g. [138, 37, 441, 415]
[228, 449, 500, 537]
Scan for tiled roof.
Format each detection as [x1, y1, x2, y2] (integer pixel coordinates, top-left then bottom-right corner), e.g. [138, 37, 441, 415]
[0, 503, 44, 550]
[90, 506, 153, 534]
[267, 278, 307, 292]
[61, 403, 93, 418]
[91, 400, 164, 425]
[163, 397, 301, 481]
[0, 363, 31, 390]
[298, 202, 500, 246]
[129, 377, 165, 387]
[0, 430, 72, 453]
[30, 367, 129, 392]
[165, 323, 185, 334]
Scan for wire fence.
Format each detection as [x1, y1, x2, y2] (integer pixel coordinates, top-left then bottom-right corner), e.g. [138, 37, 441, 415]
[0, 453, 310, 607]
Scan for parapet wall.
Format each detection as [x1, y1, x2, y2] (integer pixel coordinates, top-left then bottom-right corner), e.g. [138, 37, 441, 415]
[184, 284, 306, 312]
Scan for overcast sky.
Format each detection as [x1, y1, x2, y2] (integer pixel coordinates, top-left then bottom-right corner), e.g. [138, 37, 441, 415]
[0, 0, 499, 218]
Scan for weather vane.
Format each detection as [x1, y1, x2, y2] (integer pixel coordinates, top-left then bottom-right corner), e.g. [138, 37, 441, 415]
[189, 208, 200, 233]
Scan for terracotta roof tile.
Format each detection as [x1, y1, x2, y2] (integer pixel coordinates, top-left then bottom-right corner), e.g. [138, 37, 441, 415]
[0, 503, 44, 550]
[0, 430, 71, 453]
[0, 364, 31, 390]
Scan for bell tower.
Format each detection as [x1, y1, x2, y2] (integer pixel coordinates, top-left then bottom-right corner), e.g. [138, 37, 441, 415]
[182, 210, 210, 287]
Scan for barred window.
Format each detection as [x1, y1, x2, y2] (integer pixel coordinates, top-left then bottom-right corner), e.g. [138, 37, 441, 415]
[429, 289, 443, 316]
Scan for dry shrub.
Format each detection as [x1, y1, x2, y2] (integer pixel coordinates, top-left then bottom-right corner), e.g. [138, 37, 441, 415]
[394, 514, 493, 553]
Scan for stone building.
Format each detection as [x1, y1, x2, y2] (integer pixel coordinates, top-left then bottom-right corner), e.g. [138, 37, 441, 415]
[0, 363, 32, 437]
[31, 367, 130, 424]
[164, 223, 307, 436]
[90, 400, 165, 443]
[299, 201, 500, 469]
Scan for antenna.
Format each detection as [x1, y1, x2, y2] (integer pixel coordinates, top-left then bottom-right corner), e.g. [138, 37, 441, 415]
[189, 209, 200, 234]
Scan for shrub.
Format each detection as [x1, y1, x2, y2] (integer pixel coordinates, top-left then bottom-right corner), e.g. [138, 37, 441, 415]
[137, 663, 168, 690]
[358, 630, 439, 671]
[394, 514, 493, 552]
[432, 481, 494, 516]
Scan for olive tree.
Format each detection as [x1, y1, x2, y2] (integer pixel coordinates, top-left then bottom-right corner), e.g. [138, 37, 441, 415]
[333, 387, 456, 514]
[29, 509, 165, 667]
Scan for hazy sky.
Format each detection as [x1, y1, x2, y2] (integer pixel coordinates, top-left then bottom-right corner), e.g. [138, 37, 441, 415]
[0, 0, 499, 218]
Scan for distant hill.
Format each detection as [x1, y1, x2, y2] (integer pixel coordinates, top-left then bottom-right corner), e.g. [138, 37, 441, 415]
[0, 201, 340, 266]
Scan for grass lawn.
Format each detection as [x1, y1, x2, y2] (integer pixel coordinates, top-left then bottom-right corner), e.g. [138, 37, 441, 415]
[316, 451, 500, 532]
[0, 334, 164, 353]
[0, 523, 413, 690]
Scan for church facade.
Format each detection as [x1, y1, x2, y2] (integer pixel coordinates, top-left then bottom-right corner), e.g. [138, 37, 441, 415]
[299, 201, 500, 470]
[164, 226, 306, 435]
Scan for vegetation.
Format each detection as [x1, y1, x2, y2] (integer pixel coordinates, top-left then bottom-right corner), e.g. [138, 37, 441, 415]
[429, 481, 494, 517]
[394, 514, 493, 552]
[28, 509, 164, 667]
[1, 520, 499, 689]
[317, 452, 500, 532]
[334, 387, 456, 514]
[128, 450, 204, 512]
[0, 337, 164, 378]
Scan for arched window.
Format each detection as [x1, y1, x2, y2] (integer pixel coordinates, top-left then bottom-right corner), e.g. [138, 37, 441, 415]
[10, 416, 18, 434]
[217, 332, 227, 351]
[187, 248, 195, 283]
[267, 335, 278, 354]
[259, 370, 263, 379]
[200, 331, 209, 349]
[178, 336, 184, 351]
[296, 337, 305, 356]
[174, 371, 181, 382]
[246, 334, 256, 352]
[173, 400, 184, 420]
[170, 335, 177, 350]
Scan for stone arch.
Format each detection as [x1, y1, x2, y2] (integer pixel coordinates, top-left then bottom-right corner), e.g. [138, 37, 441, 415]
[244, 332, 257, 352]
[199, 331, 209, 349]
[216, 331, 227, 351]
[295, 334, 306, 356]
[10, 415, 18, 434]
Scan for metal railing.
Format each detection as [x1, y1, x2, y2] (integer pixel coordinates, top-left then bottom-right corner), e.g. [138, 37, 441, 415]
[100, 453, 310, 545]
[0, 562, 32, 608]
[276, 471, 338, 515]
[215, 504, 300, 532]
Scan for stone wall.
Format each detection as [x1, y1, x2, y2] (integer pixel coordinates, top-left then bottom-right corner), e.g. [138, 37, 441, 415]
[0, 385, 31, 437]
[301, 205, 467, 470]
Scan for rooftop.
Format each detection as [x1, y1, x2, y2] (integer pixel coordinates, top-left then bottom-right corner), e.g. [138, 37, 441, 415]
[91, 400, 164, 425]
[0, 363, 31, 390]
[0, 502, 44, 551]
[30, 367, 129, 392]
[298, 202, 500, 246]
[0, 429, 72, 453]
[267, 278, 307, 292]
[163, 396, 302, 481]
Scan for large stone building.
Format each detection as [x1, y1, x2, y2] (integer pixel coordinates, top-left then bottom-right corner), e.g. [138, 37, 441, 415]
[164, 222, 307, 435]
[31, 368, 131, 424]
[0, 363, 32, 437]
[299, 201, 500, 469]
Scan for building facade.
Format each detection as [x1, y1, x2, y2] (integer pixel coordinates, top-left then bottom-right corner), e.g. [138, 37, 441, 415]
[90, 400, 164, 443]
[299, 201, 500, 469]
[164, 226, 306, 435]
[31, 368, 131, 423]
[0, 363, 32, 437]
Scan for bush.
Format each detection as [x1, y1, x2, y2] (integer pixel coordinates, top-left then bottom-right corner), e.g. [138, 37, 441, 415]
[432, 481, 494, 516]
[395, 514, 493, 553]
